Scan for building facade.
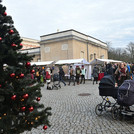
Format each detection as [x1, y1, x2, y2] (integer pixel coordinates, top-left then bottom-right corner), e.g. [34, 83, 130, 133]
[40, 29, 108, 62]
[20, 37, 40, 62]
[21, 37, 40, 50]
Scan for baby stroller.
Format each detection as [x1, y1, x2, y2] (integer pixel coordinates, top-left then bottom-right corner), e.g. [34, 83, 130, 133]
[52, 73, 61, 90]
[95, 75, 118, 116]
[112, 80, 134, 120]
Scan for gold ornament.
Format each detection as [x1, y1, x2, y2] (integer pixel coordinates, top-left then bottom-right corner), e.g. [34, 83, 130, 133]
[21, 99, 24, 102]
[4, 113, 6, 116]
[0, 117, 2, 119]
[35, 117, 38, 120]
[31, 122, 34, 125]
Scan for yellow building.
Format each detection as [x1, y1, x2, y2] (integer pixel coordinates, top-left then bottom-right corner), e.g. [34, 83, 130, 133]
[40, 29, 108, 62]
[21, 37, 40, 50]
[20, 37, 40, 62]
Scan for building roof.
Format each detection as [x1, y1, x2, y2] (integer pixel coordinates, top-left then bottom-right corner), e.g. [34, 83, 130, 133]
[20, 47, 40, 55]
[40, 29, 107, 47]
[21, 37, 39, 43]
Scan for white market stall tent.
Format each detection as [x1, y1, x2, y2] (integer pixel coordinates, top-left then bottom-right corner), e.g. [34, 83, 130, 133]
[55, 58, 90, 65]
[88, 58, 122, 80]
[90, 58, 122, 65]
[55, 59, 91, 79]
[31, 61, 54, 66]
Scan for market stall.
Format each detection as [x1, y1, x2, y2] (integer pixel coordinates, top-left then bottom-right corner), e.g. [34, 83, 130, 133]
[90, 58, 122, 80]
[55, 59, 91, 79]
[31, 61, 54, 66]
[89, 59, 122, 65]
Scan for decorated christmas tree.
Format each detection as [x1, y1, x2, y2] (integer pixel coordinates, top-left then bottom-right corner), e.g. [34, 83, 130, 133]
[0, 1, 51, 133]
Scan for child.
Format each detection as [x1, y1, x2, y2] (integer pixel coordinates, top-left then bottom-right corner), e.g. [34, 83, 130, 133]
[45, 68, 51, 89]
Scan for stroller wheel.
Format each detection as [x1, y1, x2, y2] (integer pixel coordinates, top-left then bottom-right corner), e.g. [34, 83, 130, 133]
[112, 106, 122, 120]
[95, 103, 103, 116]
[104, 101, 111, 112]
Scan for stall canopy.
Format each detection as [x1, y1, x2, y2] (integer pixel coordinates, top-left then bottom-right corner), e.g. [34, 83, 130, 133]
[31, 61, 54, 66]
[55, 59, 90, 65]
[90, 59, 122, 65]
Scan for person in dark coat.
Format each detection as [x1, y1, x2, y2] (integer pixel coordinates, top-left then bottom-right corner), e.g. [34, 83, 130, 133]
[59, 67, 66, 86]
[75, 66, 81, 85]
[92, 65, 99, 84]
[105, 63, 114, 76]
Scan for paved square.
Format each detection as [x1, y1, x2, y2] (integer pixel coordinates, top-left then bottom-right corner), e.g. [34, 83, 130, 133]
[24, 81, 134, 134]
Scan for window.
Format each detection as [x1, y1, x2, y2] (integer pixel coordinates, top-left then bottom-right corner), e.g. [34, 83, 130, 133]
[90, 54, 93, 60]
[100, 55, 104, 59]
[62, 44, 68, 50]
[44, 47, 50, 53]
[80, 51, 84, 58]
[94, 53, 96, 59]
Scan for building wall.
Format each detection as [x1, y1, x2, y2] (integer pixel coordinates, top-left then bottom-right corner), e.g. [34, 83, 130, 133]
[40, 30, 108, 62]
[21, 37, 40, 50]
[88, 43, 108, 62]
[32, 54, 40, 62]
[40, 39, 108, 62]
[72, 40, 87, 60]
[41, 39, 73, 61]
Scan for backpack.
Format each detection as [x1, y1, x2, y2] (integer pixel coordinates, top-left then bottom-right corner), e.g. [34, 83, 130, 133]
[77, 70, 80, 74]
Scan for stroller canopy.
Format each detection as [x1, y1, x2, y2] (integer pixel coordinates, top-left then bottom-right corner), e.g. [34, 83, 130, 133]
[99, 75, 115, 87]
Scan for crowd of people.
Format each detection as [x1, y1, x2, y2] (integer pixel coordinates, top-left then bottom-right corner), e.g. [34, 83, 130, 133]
[30, 65, 87, 89]
[92, 62, 134, 87]
[30, 62, 134, 90]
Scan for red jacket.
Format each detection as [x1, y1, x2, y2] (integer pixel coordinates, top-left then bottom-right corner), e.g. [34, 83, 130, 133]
[45, 71, 51, 80]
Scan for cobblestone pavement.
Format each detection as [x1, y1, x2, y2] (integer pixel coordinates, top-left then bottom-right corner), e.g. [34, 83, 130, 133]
[24, 81, 134, 134]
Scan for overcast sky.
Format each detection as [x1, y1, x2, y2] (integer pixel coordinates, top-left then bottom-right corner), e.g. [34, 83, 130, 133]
[2, 0, 134, 48]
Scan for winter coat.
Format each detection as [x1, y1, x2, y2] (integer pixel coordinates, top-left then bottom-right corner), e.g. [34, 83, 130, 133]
[92, 67, 99, 78]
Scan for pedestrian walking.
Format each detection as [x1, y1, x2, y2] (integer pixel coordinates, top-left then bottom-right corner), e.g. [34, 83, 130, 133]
[68, 66, 75, 86]
[80, 65, 86, 84]
[59, 67, 66, 86]
[75, 66, 81, 85]
[92, 65, 99, 84]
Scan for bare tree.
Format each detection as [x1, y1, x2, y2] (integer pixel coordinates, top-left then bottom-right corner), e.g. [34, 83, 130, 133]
[126, 42, 134, 59]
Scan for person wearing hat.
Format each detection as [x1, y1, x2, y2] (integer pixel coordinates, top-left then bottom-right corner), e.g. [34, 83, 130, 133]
[80, 65, 86, 84]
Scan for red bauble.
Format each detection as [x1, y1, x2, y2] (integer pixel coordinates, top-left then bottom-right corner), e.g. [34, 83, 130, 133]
[21, 106, 26, 112]
[3, 12, 7, 16]
[20, 43, 23, 47]
[10, 73, 15, 78]
[11, 95, 16, 100]
[9, 30, 14, 34]
[31, 69, 35, 74]
[0, 37, 2, 41]
[20, 73, 24, 78]
[36, 97, 40, 101]
[43, 125, 47, 130]
[29, 106, 34, 112]
[26, 62, 31, 67]
[23, 94, 29, 99]
[0, 84, 1, 88]
[11, 43, 16, 47]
